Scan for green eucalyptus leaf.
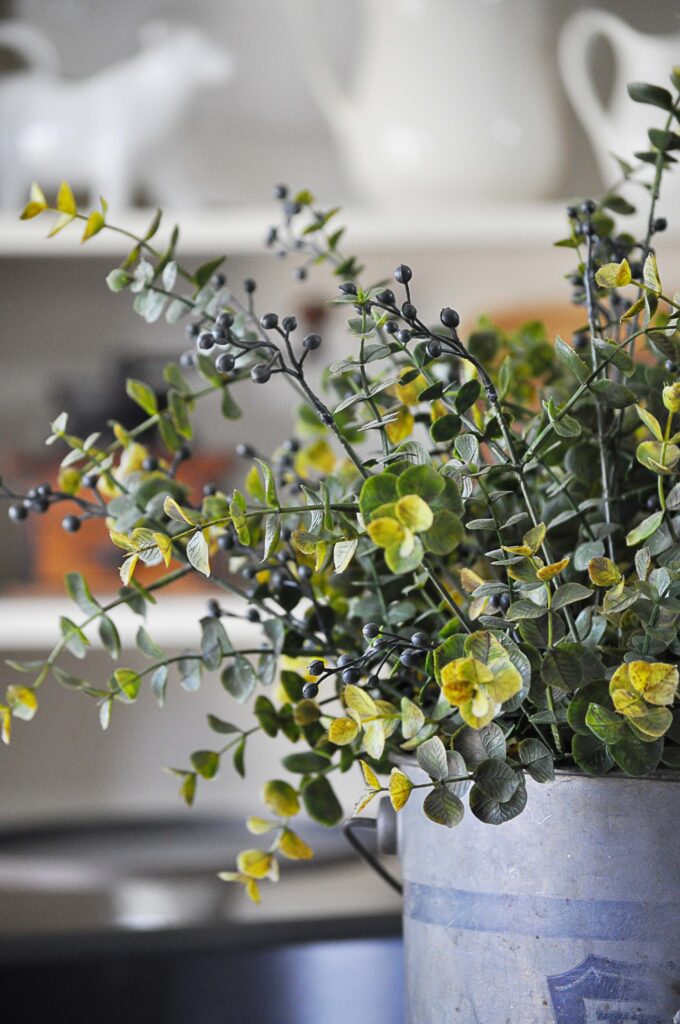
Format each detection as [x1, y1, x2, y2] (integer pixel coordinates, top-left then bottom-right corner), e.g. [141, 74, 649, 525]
[469, 775, 527, 824]
[221, 655, 256, 703]
[423, 784, 465, 828]
[552, 582, 592, 610]
[517, 739, 554, 783]
[302, 775, 343, 826]
[610, 729, 663, 776]
[571, 732, 614, 775]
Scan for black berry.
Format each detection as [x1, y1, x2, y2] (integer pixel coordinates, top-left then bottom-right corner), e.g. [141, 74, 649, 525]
[440, 307, 460, 329]
[251, 363, 271, 384]
[394, 264, 412, 284]
[216, 352, 236, 373]
[260, 313, 278, 330]
[62, 514, 80, 533]
[302, 682, 319, 699]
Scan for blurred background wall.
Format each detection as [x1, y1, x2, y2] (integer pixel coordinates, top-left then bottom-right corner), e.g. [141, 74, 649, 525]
[1, 0, 679, 829]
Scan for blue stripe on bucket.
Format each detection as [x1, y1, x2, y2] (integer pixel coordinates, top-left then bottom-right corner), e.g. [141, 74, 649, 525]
[405, 881, 680, 942]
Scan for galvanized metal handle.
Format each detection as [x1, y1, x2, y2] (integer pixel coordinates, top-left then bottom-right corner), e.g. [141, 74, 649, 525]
[343, 798, 402, 896]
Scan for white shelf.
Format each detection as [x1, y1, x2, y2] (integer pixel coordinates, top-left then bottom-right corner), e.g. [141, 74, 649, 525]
[0, 200, 623, 258]
[0, 594, 261, 651]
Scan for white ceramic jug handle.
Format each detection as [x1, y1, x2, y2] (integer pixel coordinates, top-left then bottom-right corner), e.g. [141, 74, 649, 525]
[288, 0, 351, 131]
[558, 9, 631, 148]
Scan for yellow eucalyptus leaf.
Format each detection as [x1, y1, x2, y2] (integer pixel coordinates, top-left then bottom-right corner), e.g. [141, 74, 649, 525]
[394, 494, 433, 533]
[595, 258, 632, 288]
[389, 767, 413, 811]
[294, 439, 336, 478]
[236, 849, 276, 880]
[611, 687, 648, 719]
[314, 540, 328, 572]
[385, 405, 414, 444]
[628, 706, 673, 740]
[588, 557, 622, 587]
[245, 878, 262, 903]
[57, 467, 82, 495]
[119, 553, 139, 586]
[47, 211, 75, 237]
[153, 532, 173, 567]
[441, 656, 493, 705]
[362, 719, 386, 759]
[375, 699, 399, 738]
[31, 181, 47, 205]
[344, 684, 377, 718]
[262, 779, 300, 818]
[354, 790, 378, 814]
[503, 543, 533, 556]
[392, 370, 427, 406]
[81, 210, 105, 243]
[523, 522, 546, 554]
[609, 663, 631, 694]
[367, 516, 405, 548]
[246, 817, 277, 835]
[328, 717, 360, 745]
[279, 829, 314, 860]
[359, 759, 381, 790]
[663, 382, 680, 414]
[536, 557, 570, 582]
[458, 697, 496, 729]
[629, 661, 678, 706]
[245, 464, 265, 501]
[460, 567, 484, 594]
[485, 660, 522, 703]
[20, 200, 47, 220]
[635, 404, 663, 441]
[1, 706, 11, 745]
[217, 871, 242, 883]
[6, 686, 38, 721]
[56, 180, 77, 215]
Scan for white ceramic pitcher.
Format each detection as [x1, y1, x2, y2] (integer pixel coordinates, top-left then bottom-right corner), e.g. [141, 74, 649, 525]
[295, 0, 563, 206]
[559, 10, 680, 202]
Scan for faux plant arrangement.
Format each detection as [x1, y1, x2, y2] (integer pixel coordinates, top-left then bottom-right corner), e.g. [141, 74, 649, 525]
[3, 74, 680, 913]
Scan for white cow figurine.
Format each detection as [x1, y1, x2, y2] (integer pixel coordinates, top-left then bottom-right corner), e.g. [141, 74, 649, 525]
[0, 21, 233, 209]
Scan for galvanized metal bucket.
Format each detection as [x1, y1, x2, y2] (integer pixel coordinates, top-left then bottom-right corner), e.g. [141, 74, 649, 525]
[398, 769, 680, 1024]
